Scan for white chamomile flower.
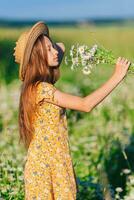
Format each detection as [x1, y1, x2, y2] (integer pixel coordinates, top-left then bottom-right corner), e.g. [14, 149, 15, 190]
[72, 57, 79, 65]
[70, 50, 73, 57]
[97, 60, 100, 64]
[65, 56, 68, 65]
[83, 53, 92, 60]
[82, 66, 91, 75]
[122, 168, 131, 175]
[90, 44, 98, 56]
[71, 65, 75, 71]
[93, 44, 98, 49]
[129, 176, 134, 185]
[88, 64, 93, 69]
[81, 60, 87, 66]
[87, 53, 93, 59]
[115, 187, 123, 193]
[66, 42, 134, 75]
[78, 45, 85, 54]
[71, 45, 75, 51]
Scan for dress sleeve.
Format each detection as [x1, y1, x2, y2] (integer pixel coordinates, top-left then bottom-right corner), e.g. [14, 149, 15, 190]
[36, 82, 57, 105]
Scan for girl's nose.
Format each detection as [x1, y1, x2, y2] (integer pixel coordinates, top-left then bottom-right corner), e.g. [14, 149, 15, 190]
[53, 47, 58, 56]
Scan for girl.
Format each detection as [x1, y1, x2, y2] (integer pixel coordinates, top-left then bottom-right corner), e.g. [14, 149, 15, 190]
[13, 21, 131, 200]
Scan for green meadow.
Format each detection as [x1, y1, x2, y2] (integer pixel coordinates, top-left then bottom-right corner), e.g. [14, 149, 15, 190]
[0, 25, 134, 199]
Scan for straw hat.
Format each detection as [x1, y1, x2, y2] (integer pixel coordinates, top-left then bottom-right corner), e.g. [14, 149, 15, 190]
[14, 21, 65, 81]
[13, 21, 50, 81]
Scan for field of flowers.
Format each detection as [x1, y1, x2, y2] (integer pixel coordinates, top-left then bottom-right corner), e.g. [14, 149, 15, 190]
[0, 25, 134, 199]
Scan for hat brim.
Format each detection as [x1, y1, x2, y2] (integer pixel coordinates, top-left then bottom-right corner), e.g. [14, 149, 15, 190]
[54, 42, 65, 66]
[19, 21, 49, 81]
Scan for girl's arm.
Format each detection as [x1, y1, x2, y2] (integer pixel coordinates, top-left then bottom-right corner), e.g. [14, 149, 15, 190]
[53, 57, 131, 112]
[83, 71, 125, 112]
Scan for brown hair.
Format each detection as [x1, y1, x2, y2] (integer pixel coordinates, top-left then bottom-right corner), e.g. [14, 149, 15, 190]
[18, 34, 60, 150]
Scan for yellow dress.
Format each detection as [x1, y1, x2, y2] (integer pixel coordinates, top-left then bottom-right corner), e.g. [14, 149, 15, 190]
[24, 81, 78, 200]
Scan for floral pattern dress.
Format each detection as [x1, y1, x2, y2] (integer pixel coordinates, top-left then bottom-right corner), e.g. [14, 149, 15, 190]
[24, 81, 78, 200]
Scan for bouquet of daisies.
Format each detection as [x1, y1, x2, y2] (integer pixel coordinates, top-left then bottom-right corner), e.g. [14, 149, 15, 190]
[65, 44, 134, 75]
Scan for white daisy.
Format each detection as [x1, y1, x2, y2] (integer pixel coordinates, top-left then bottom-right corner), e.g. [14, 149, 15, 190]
[78, 45, 85, 54]
[82, 66, 91, 75]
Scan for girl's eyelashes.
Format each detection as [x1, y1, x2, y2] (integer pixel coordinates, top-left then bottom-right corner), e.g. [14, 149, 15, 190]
[47, 43, 56, 51]
[47, 45, 51, 51]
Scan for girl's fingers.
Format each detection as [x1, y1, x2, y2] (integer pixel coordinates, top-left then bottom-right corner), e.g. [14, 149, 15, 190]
[121, 58, 130, 66]
[117, 57, 121, 64]
[125, 59, 129, 64]
[124, 59, 130, 66]
[119, 57, 125, 64]
[121, 57, 126, 64]
[123, 59, 128, 65]
[127, 61, 131, 67]
[118, 57, 121, 61]
[117, 57, 131, 67]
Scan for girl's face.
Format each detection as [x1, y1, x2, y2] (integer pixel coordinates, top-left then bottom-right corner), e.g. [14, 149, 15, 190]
[44, 36, 59, 67]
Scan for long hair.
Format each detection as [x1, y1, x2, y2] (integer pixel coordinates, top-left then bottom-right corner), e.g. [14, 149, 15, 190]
[18, 34, 60, 150]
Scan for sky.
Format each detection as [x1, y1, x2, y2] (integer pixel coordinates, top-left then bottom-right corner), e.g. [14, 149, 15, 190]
[0, 0, 134, 21]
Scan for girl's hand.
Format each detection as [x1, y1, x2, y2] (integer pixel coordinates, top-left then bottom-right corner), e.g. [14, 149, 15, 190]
[113, 57, 131, 79]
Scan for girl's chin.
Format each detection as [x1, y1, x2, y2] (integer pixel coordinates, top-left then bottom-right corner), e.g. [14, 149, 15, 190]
[49, 62, 59, 68]
[54, 61, 59, 66]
